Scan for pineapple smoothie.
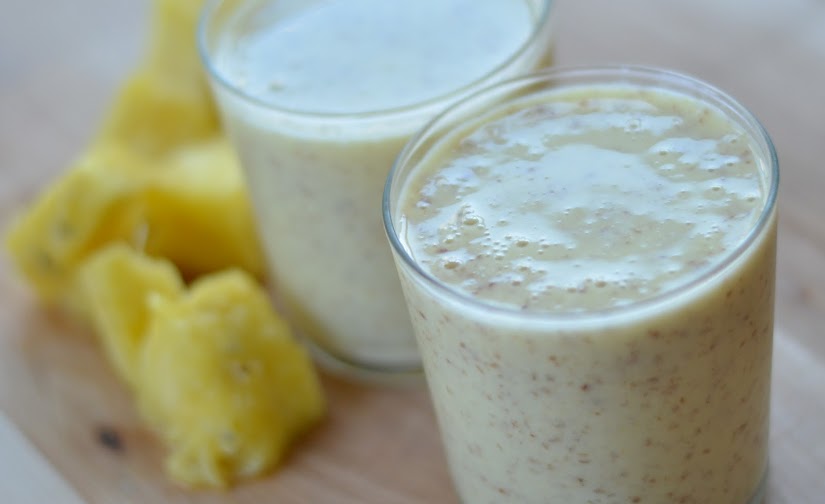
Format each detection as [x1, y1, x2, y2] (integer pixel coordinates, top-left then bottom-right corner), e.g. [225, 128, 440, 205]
[199, 0, 555, 374]
[385, 68, 778, 503]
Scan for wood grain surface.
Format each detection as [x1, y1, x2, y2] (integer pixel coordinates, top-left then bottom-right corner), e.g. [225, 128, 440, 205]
[2, 0, 824, 502]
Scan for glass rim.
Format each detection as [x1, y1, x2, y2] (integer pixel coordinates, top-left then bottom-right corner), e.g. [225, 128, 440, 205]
[197, 0, 555, 122]
[382, 64, 780, 326]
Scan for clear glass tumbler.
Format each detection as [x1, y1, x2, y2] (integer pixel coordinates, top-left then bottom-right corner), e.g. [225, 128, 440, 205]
[384, 66, 778, 502]
[198, 0, 556, 378]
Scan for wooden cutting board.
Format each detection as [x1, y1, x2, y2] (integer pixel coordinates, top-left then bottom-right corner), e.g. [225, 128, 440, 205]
[3, 0, 825, 502]
[0, 267, 455, 503]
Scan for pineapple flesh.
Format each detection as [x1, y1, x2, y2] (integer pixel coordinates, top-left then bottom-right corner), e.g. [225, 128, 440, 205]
[4, 0, 324, 490]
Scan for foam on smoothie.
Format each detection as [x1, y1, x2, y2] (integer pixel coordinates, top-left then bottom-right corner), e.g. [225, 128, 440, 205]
[211, 0, 536, 114]
[399, 85, 767, 313]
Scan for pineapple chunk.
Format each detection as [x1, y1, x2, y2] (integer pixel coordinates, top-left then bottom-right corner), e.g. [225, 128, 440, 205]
[5, 0, 323, 490]
[141, 138, 266, 280]
[96, 0, 218, 157]
[96, 69, 218, 158]
[145, 0, 210, 79]
[5, 0, 264, 309]
[79, 244, 184, 387]
[5, 138, 265, 310]
[136, 270, 325, 488]
[4, 145, 148, 311]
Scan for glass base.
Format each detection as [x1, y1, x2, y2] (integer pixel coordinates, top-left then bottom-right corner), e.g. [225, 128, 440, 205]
[264, 284, 423, 385]
[454, 468, 769, 504]
[300, 332, 424, 386]
[748, 468, 768, 504]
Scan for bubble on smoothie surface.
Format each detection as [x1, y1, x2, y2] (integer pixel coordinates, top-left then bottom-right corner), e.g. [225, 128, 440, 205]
[399, 85, 767, 313]
[213, 0, 536, 114]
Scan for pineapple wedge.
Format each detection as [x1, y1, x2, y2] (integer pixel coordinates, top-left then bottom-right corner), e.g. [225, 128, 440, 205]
[5, 0, 264, 308]
[5, 138, 265, 312]
[96, 69, 218, 158]
[79, 244, 184, 387]
[4, 145, 148, 311]
[5, 0, 323, 491]
[96, 0, 218, 157]
[145, 0, 210, 79]
[140, 137, 266, 280]
[137, 270, 325, 488]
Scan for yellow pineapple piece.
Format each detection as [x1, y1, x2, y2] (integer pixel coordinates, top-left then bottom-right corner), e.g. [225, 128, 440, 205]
[96, 0, 218, 157]
[140, 137, 266, 280]
[5, 1, 321, 488]
[137, 270, 325, 488]
[5, 0, 266, 309]
[143, 0, 204, 80]
[5, 137, 265, 311]
[79, 244, 184, 387]
[96, 69, 218, 158]
[144, 0, 209, 79]
[4, 145, 148, 311]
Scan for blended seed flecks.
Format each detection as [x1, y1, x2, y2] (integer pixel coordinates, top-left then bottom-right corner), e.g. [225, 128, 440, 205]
[396, 84, 775, 504]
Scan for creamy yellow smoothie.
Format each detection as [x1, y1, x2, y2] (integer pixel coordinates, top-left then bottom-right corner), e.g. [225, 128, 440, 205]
[386, 68, 777, 502]
[200, 0, 555, 373]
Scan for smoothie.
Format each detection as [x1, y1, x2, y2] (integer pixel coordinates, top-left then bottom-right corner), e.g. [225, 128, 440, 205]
[200, 0, 555, 373]
[386, 68, 777, 503]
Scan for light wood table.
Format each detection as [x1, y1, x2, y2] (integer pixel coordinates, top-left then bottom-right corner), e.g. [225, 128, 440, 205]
[2, 0, 824, 502]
